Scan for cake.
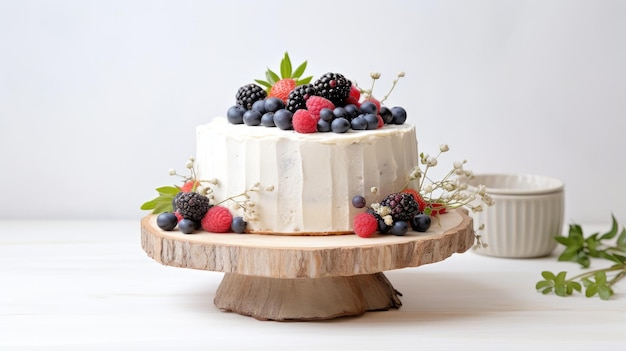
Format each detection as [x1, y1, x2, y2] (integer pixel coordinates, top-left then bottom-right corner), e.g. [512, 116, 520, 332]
[143, 52, 436, 237]
[195, 117, 418, 235]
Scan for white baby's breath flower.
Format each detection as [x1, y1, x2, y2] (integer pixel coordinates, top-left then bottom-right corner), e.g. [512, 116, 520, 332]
[168, 168, 176, 176]
[426, 156, 438, 167]
[440, 144, 449, 152]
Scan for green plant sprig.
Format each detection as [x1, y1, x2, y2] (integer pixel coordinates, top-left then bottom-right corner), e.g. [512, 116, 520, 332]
[536, 215, 626, 300]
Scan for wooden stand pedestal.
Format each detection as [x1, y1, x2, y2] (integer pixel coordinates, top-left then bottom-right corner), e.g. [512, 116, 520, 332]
[141, 208, 474, 321]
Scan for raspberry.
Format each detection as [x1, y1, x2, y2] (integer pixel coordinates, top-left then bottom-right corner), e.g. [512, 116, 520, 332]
[353, 212, 378, 238]
[201, 206, 233, 233]
[181, 180, 200, 192]
[292, 109, 318, 133]
[349, 84, 360, 101]
[305, 96, 334, 119]
[377, 114, 384, 128]
[401, 188, 427, 213]
[174, 212, 183, 222]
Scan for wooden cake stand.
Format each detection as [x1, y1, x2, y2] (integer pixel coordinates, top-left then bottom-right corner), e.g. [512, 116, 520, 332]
[141, 208, 474, 321]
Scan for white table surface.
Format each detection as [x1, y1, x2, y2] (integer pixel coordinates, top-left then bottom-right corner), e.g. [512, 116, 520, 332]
[1, 220, 624, 350]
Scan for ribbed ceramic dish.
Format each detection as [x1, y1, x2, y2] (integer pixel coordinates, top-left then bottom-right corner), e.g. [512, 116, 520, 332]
[467, 174, 564, 258]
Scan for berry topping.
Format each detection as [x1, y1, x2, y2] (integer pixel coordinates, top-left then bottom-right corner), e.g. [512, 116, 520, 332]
[313, 72, 352, 105]
[156, 212, 178, 231]
[226, 105, 246, 124]
[273, 109, 293, 130]
[351, 195, 366, 208]
[293, 109, 318, 134]
[390, 220, 409, 236]
[201, 206, 233, 233]
[353, 212, 378, 238]
[255, 52, 313, 103]
[401, 188, 426, 213]
[264, 97, 286, 112]
[235, 83, 267, 110]
[243, 110, 262, 126]
[286, 84, 317, 112]
[410, 213, 431, 232]
[305, 96, 335, 119]
[380, 192, 419, 221]
[180, 180, 200, 193]
[175, 192, 211, 222]
[231, 216, 247, 234]
[330, 117, 350, 133]
[178, 218, 197, 234]
[390, 106, 407, 124]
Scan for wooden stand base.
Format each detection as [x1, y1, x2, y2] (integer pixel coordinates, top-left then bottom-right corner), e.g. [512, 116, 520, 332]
[141, 208, 474, 321]
[214, 273, 401, 321]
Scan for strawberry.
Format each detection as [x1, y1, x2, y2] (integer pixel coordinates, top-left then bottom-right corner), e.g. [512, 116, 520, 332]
[292, 109, 317, 133]
[180, 180, 200, 192]
[430, 203, 448, 216]
[201, 206, 233, 233]
[305, 96, 334, 119]
[349, 84, 360, 101]
[353, 212, 378, 238]
[269, 78, 296, 102]
[255, 52, 313, 103]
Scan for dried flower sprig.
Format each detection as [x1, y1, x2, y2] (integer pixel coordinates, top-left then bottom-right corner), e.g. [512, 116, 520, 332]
[408, 144, 495, 216]
[356, 71, 405, 102]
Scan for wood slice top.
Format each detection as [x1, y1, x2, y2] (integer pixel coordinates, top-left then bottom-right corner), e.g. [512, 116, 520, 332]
[141, 208, 475, 279]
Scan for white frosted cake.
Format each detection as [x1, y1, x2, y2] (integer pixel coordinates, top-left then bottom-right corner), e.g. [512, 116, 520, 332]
[196, 117, 418, 235]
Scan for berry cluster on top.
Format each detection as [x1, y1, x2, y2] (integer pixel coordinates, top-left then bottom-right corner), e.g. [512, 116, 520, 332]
[226, 52, 407, 134]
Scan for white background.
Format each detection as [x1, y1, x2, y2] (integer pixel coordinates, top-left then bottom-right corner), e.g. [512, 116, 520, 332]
[1, 0, 624, 225]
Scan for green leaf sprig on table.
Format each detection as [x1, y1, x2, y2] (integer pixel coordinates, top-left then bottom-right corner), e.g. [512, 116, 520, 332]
[536, 215, 626, 300]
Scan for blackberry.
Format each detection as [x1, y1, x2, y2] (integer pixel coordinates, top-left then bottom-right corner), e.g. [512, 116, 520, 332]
[236, 83, 267, 110]
[174, 192, 211, 222]
[380, 192, 419, 221]
[286, 84, 317, 112]
[313, 72, 351, 105]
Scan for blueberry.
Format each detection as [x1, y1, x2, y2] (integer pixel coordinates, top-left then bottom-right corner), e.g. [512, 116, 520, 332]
[273, 109, 293, 130]
[331, 117, 350, 133]
[378, 217, 391, 234]
[319, 108, 334, 122]
[344, 104, 359, 118]
[156, 212, 178, 231]
[243, 110, 262, 126]
[264, 97, 285, 112]
[178, 218, 196, 234]
[261, 112, 276, 127]
[351, 195, 366, 208]
[391, 106, 407, 124]
[379, 106, 393, 124]
[410, 214, 431, 232]
[226, 105, 246, 124]
[231, 216, 247, 234]
[332, 107, 349, 120]
[390, 221, 409, 236]
[359, 101, 378, 115]
[363, 113, 379, 130]
[350, 116, 367, 130]
[251, 99, 267, 114]
[317, 119, 331, 132]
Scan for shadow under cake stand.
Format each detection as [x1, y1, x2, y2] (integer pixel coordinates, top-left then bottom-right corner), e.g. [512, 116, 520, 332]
[141, 208, 474, 321]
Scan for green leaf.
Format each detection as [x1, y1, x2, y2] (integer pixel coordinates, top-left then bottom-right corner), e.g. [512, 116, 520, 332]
[156, 186, 180, 196]
[599, 214, 619, 240]
[594, 271, 607, 285]
[536, 280, 552, 290]
[555, 271, 567, 284]
[617, 227, 626, 250]
[292, 61, 308, 79]
[585, 284, 598, 297]
[541, 287, 553, 294]
[570, 281, 582, 292]
[569, 223, 584, 240]
[254, 79, 272, 89]
[555, 283, 568, 296]
[266, 69, 280, 85]
[296, 76, 313, 86]
[280, 52, 292, 79]
[541, 271, 556, 281]
[598, 285, 613, 300]
[555, 236, 574, 246]
[557, 246, 580, 262]
[140, 198, 158, 210]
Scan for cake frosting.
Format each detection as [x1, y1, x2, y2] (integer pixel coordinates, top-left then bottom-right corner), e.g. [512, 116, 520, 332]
[196, 117, 418, 235]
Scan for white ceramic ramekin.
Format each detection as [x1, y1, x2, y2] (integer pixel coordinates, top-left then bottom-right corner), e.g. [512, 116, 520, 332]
[467, 174, 565, 258]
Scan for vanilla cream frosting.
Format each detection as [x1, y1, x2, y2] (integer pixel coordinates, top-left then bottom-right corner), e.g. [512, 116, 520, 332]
[196, 117, 418, 235]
